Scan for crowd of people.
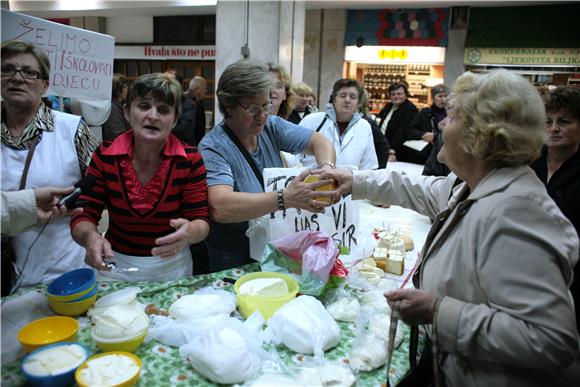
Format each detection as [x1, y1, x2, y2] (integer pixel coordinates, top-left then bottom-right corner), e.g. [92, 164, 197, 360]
[2, 37, 579, 386]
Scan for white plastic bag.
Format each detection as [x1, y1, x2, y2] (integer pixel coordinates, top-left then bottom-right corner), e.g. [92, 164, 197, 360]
[265, 296, 340, 356]
[180, 315, 269, 385]
[323, 285, 360, 323]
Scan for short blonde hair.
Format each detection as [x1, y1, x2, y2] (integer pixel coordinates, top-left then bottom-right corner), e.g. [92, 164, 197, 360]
[291, 82, 312, 96]
[450, 70, 545, 167]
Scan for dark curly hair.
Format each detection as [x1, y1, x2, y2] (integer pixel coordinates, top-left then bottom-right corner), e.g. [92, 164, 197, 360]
[544, 86, 580, 122]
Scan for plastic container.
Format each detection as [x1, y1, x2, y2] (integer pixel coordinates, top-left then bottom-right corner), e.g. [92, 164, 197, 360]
[47, 268, 96, 298]
[18, 316, 79, 353]
[21, 342, 89, 387]
[75, 351, 141, 387]
[234, 272, 299, 320]
[91, 329, 148, 353]
[49, 289, 97, 317]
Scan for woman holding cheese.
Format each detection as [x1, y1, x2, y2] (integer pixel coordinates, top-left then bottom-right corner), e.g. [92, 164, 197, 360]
[321, 70, 579, 387]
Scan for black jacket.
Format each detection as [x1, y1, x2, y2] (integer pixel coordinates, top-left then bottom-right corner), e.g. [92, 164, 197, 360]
[172, 96, 206, 146]
[363, 115, 389, 169]
[377, 99, 418, 162]
[287, 106, 313, 125]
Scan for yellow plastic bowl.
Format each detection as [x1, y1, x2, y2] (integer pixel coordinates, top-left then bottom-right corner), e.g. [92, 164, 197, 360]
[91, 329, 147, 353]
[18, 316, 79, 353]
[49, 293, 97, 317]
[75, 351, 142, 387]
[234, 272, 299, 320]
[46, 283, 96, 302]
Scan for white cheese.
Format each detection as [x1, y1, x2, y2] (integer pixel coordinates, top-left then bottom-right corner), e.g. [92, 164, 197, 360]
[93, 305, 149, 339]
[22, 344, 86, 376]
[77, 354, 139, 386]
[239, 278, 289, 297]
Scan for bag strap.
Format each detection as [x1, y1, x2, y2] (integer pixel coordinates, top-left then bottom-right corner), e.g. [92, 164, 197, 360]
[19, 134, 41, 190]
[222, 124, 264, 190]
[315, 115, 329, 132]
[386, 301, 401, 386]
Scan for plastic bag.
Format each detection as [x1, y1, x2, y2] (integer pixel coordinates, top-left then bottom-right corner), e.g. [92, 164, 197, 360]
[264, 295, 340, 356]
[180, 314, 270, 385]
[261, 231, 348, 296]
[322, 284, 360, 323]
[145, 287, 236, 347]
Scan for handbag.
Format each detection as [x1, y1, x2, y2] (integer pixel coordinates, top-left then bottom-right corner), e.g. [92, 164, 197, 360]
[1, 134, 40, 297]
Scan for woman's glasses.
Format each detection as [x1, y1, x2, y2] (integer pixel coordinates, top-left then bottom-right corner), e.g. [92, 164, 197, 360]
[238, 102, 275, 115]
[1, 66, 42, 80]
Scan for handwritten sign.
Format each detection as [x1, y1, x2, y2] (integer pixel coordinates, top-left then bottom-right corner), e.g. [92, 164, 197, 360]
[263, 167, 360, 248]
[2, 9, 115, 101]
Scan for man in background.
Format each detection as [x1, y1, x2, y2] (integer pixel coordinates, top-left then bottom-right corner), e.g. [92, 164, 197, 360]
[172, 76, 207, 146]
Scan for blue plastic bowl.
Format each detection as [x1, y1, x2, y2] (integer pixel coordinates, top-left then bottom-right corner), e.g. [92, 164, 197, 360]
[47, 269, 96, 297]
[21, 342, 90, 387]
[63, 286, 97, 303]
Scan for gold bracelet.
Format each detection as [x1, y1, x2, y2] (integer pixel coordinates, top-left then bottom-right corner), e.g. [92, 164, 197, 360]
[318, 162, 336, 169]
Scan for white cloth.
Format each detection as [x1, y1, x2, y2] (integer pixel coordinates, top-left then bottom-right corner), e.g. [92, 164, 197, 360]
[1, 189, 36, 235]
[97, 247, 192, 282]
[1, 110, 86, 287]
[298, 109, 378, 170]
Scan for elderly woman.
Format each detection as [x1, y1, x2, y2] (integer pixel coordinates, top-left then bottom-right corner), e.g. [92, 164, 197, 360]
[531, 86, 580, 334]
[377, 82, 418, 162]
[1, 40, 99, 289]
[321, 70, 579, 386]
[268, 63, 294, 120]
[71, 73, 210, 281]
[299, 79, 378, 170]
[199, 59, 336, 272]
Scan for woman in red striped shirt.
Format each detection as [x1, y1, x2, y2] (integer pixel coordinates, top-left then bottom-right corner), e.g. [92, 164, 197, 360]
[71, 73, 210, 281]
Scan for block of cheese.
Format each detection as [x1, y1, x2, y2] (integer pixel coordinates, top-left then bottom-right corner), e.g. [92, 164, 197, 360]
[239, 278, 289, 297]
[386, 252, 405, 275]
[22, 344, 87, 376]
[372, 247, 387, 270]
[304, 175, 337, 203]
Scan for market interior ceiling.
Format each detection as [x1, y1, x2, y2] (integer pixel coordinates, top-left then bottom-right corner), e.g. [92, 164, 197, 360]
[4, 0, 560, 18]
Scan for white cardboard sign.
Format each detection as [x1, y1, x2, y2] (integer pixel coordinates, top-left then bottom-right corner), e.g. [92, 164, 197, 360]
[1, 9, 115, 101]
[262, 167, 360, 250]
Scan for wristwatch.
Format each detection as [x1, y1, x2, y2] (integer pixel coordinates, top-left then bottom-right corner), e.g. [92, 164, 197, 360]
[319, 162, 336, 169]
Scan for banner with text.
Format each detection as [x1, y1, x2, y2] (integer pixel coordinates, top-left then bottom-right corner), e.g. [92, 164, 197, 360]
[1, 9, 115, 100]
[247, 168, 360, 260]
[464, 47, 580, 66]
[115, 45, 216, 60]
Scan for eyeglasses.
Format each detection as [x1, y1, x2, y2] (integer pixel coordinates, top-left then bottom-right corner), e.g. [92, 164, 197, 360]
[238, 102, 275, 115]
[1, 66, 42, 80]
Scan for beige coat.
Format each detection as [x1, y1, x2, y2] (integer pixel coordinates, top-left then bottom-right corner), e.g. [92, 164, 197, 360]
[353, 166, 579, 387]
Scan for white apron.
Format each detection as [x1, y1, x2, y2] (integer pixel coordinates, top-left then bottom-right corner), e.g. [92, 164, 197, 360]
[1, 111, 87, 287]
[97, 248, 192, 282]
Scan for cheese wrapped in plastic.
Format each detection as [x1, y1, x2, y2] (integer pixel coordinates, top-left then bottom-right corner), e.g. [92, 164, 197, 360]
[93, 305, 149, 339]
[349, 335, 388, 372]
[265, 296, 340, 355]
[169, 288, 236, 320]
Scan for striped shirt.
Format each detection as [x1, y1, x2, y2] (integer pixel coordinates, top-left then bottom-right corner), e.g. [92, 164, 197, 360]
[1, 103, 99, 175]
[71, 131, 209, 256]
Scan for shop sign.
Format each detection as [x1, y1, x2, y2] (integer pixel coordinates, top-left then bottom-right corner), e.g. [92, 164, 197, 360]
[345, 46, 445, 64]
[465, 48, 580, 66]
[115, 45, 216, 60]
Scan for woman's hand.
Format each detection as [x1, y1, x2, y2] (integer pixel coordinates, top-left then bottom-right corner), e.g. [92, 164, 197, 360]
[316, 168, 353, 204]
[385, 289, 437, 325]
[283, 169, 335, 213]
[84, 232, 114, 271]
[153, 218, 208, 258]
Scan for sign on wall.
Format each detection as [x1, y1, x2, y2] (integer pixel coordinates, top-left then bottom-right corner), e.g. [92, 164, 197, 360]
[344, 45, 445, 64]
[464, 47, 580, 66]
[115, 45, 216, 60]
[1, 9, 114, 101]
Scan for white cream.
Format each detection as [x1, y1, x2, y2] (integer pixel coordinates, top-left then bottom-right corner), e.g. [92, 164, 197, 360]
[93, 304, 149, 339]
[77, 354, 139, 386]
[22, 344, 86, 376]
[239, 278, 289, 297]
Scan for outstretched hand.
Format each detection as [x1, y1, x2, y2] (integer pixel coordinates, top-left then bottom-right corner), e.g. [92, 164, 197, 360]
[314, 168, 353, 204]
[34, 186, 81, 223]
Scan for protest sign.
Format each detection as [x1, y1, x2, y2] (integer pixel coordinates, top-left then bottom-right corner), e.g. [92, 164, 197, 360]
[248, 167, 360, 260]
[1, 9, 115, 101]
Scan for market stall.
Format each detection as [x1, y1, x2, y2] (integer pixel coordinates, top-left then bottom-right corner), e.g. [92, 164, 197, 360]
[1, 163, 431, 386]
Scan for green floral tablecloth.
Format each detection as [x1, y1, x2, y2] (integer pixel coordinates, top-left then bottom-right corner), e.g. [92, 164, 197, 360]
[1, 263, 422, 386]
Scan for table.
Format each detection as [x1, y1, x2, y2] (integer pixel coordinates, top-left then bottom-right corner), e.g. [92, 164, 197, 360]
[2, 163, 432, 386]
[1, 262, 425, 387]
